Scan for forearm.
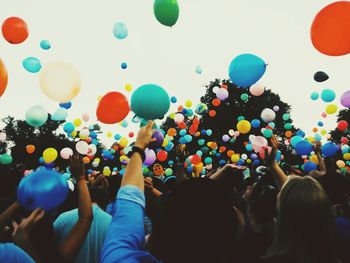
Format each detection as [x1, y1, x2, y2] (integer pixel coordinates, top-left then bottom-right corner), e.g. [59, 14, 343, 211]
[77, 179, 93, 219]
[316, 152, 326, 174]
[121, 153, 144, 191]
[0, 201, 20, 229]
[151, 188, 162, 197]
[271, 161, 288, 190]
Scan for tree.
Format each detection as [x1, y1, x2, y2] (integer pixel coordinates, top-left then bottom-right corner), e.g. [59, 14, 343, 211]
[330, 109, 350, 144]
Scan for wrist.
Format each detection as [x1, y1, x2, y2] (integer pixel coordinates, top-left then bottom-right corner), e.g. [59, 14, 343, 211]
[134, 143, 146, 150]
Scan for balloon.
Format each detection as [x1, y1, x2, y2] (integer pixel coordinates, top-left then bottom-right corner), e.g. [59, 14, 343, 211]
[59, 102, 72, 109]
[249, 83, 265, 96]
[251, 119, 261, 128]
[311, 1, 350, 56]
[336, 160, 345, 169]
[321, 89, 336, 102]
[321, 142, 338, 157]
[157, 150, 168, 161]
[195, 66, 202, 74]
[150, 130, 164, 148]
[79, 128, 90, 139]
[82, 113, 89, 122]
[282, 113, 290, 121]
[310, 92, 319, 100]
[250, 135, 268, 153]
[121, 62, 128, 69]
[40, 40, 51, 50]
[153, 0, 180, 27]
[113, 22, 128, 40]
[303, 162, 317, 172]
[195, 103, 207, 115]
[261, 108, 276, 123]
[0, 59, 8, 97]
[63, 122, 75, 133]
[60, 147, 73, 160]
[290, 136, 302, 148]
[0, 132, 5, 141]
[87, 144, 97, 156]
[185, 100, 192, 108]
[25, 106, 48, 127]
[170, 96, 177, 103]
[17, 168, 68, 211]
[314, 71, 329, 82]
[263, 129, 273, 138]
[0, 154, 12, 165]
[2, 17, 29, 44]
[22, 57, 41, 73]
[231, 154, 240, 163]
[295, 140, 313, 155]
[131, 84, 170, 120]
[216, 88, 229, 100]
[51, 108, 68, 121]
[39, 62, 81, 103]
[273, 106, 280, 112]
[228, 54, 266, 87]
[43, 148, 58, 163]
[73, 118, 82, 127]
[340, 90, 350, 108]
[337, 120, 348, 131]
[26, 145, 35, 154]
[119, 137, 128, 148]
[325, 104, 337, 115]
[76, 141, 89, 155]
[237, 120, 251, 134]
[144, 148, 156, 166]
[241, 93, 249, 101]
[96, 92, 130, 124]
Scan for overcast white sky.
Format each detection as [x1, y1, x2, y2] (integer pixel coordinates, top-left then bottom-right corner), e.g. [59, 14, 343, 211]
[0, 0, 349, 145]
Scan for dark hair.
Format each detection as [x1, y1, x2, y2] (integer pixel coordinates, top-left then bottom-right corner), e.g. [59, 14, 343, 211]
[264, 176, 338, 263]
[89, 186, 109, 210]
[149, 178, 238, 263]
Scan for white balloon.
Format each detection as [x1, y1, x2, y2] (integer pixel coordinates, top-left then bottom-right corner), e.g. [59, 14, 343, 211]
[87, 144, 97, 156]
[174, 113, 184, 124]
[261, 108, 276, 123]
[0, 132, 6, 141]
[75, 141, 89, 155]
[79, 128, 90, 138]
[60, 147, 73, 160]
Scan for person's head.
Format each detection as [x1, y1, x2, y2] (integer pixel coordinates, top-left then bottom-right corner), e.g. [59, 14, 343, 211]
[149, 178, 238, 263]
[89, 186, 109, 210]
[266, 176, 338, 263]
[152, 163, 164, 177]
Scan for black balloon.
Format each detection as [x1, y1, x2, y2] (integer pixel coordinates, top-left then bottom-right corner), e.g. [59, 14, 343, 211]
[314, 71, 329, 82]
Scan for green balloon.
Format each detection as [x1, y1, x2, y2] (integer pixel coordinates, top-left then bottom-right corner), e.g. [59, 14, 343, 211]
[0, 154, 12, 165]
[25, 105, 48, 127]
[165, 168, 173, 176]
[153, 0, 179, 27]
[131, 84, 170, 120]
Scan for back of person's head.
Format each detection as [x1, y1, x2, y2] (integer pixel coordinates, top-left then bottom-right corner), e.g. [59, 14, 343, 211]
[89, 186, 109, 210]
[150, 178, 238, 263]
[266, 176, 338, 263]
[107, 174, 121, 202]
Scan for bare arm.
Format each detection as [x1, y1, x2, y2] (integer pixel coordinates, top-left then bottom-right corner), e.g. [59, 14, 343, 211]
[309, 142, 326, 177]
[0, 201, 21, 230]
[59, 153, 93, 263]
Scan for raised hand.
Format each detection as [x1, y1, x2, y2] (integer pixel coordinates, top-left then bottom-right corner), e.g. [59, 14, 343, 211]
[265, 135, 279, 167]
[135, 121, 155, 150]
[70, 152, 85, 180]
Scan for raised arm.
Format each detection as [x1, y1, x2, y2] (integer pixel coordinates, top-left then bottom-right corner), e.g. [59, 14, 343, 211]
[0, 201, 21, 231]
[59, 153, 93, 263]
[309, 141, 326, 177]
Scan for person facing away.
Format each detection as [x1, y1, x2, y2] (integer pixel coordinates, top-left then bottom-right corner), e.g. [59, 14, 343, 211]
[54, 186, 111, 263]
[101, 121, 240, 263]
[262, 176, 340, 263]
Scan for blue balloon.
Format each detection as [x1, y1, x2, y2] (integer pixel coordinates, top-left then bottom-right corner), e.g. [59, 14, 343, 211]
[303, 162, 317, 172]
[90, 132, 97, 139]
[253, 159, 260, 166]
[179, 137, 187, 144]
[290, 136, 302, 148]
[219, 160, 226, 166]
[170, 96, 177, 103]
[295, 140, 313, 155]
[114, 134, 121, 140]
[113, 22, 128, 40]
[39, 157, 45, 165]
[63, 122, 75, 133]
[321, 89, 336, 103]
[23, 57, 41, 73]
[246, 144, 253, 151]
[296, 130, 305, 138]
[179, 129, 187, 136]
[321, 142, 338, 157]
[310, 92, 319, 100]
[59, 102, 72, 109]
[317, 121, 323, 127]
[17, 169, 69, 211]
[51, 108, 68, 121]
[184, 134, 192, 143]
[40, 40, 51, 50]
[251, 119, 261, 128]
[314, 133, 322, 142]
[275, 150, 282, 162]
[121, 62, 128, 69]
[228, 54, 266, 87]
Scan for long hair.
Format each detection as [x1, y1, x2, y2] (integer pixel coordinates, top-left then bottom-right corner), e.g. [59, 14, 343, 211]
[264, 176, 338, 263]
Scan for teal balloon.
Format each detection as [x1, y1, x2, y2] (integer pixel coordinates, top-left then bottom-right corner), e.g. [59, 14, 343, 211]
[113, 22, 128, 40]
[63, 122, 75, 133]
[23, 57, 41, 73]
[284, 123, 292, 130]
[310, 92, 319, 100]
[263, 129, 273, 138]
[321, 89, 336, 102]
[282, 113, 290, 121]
[131, 84, 170, 120]
[228, 54, 266, 87]
[0, 154, 12, 165]
[51, 108, 68, 121]
[204, 157, 212, 165]
[241, 93, 249, 101]
[195, 66, 202, 74]
[17, 168, 69, 211]
[25, 106, 48, 127]
[290, 136, 302, 147]
[40, 40, 51, 50]
[153, 0, 179, 27]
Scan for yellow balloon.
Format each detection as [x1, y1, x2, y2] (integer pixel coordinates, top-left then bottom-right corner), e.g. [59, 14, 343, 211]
[120, 155, 128, 162]
[344, 153, 350, 160]
[119, 137, 128, 147]
[103, 169, 111, 176]
[125, 84, 133, 92]
[336, 160, 345, 168]
[73, 118, 82, 127]
[185, 100, 192, 108]
[231, 154, 240, 163]
[310, 155, 319, 164]
[39, 62, 81, 103]
[237, 120, 251, 134]
[325, 104, 338, 115]
[320, 129, 327, 136]
[307, 136, 315, 144]
[71, 130, 77, 137]
[162, 138, 169, 147]
[43, 148, 58, 163]
[246, 159, 252, 164]
[169, 113, 175, 119]
[106, 132, 112, 138]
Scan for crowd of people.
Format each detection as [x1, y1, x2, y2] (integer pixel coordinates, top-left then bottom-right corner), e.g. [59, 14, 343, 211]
[0, 120, 350, 263]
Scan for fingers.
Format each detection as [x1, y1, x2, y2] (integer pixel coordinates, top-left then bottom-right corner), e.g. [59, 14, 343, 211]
[146, 121, 154, 130]
[26, 208, 45, 227]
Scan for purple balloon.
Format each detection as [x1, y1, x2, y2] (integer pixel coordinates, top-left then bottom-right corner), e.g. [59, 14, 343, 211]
[144, 148, 156, 166]
[149, 130, 164, 148]
[340, 90, 350, 108]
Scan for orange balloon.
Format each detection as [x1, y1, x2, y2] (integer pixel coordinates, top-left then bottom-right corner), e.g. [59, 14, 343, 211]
[26, 144, 35, 154]
[0, 59, 8, 97]
[212, 98, 221, 107]
[227, 150, 234, 157]
[83, 156, 90, 164]
[96, 92, 130, 124]
[209, 110, 216, 117]
[285, 131, 292, 138]
[167, 128, 177, 136]
[2, 17, 29, 44]
[311, 1, 350, 56]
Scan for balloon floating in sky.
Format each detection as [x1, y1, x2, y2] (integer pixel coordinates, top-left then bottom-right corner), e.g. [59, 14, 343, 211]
[22, 57, 41, 73]
[43, 148, 58, 163]
[311, 1, 350, 56]
[228, 54, 266, 87]
[39, 62, 81, 103]
[0, 59, 8, 97]
[25, 106, 48, 127]
[0, 154, 12, 165]
[195, 66, 202, 74]
[40, 40, 51, 50]
[153, 0, 180, 27]
[321, 142, 338, 157]
[310, 92, 319, 100]
[2, 17, 29, 44]
[113, 22, 128, 40]
[17, 168, 69, 211]
[313, 71, 329, 82]
[249, 83, 265, 96]
[320, 89, 336, 103]
[131, 84, 170, 120]
[121, 62, 128, 69]
[340, 90, 350, 108]
[96, 92, 130, 124]
[59, 101, 72, 109]
[51, 108, 68, 121]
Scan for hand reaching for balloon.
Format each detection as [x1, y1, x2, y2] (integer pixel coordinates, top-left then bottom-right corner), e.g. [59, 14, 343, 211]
[70, 152, 85, 181]
[210, 163, 247, 181]
[265, 135, 279, 167]
[135, 121, 155, 150]
[314, 141, 322, 154]
[144, 177, 154, 191]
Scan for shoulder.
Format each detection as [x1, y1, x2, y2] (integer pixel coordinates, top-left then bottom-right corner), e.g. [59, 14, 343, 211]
[0, 243, 35, 263]
[54, 208, 79, 228]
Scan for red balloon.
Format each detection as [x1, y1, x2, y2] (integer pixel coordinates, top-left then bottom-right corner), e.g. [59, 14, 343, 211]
[0, 59, 8, 97]
[157, 150, 168, 162]
[2, 17, 29, 44]
[191, 154, 201, 165]
[337, 120, 348, 131]
[311, 1, 350, 56]
[96, 92, 130, 124]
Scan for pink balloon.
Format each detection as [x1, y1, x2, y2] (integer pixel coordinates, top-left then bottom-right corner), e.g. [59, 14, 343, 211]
[216, 88, 229, 101]
[144, 148, 156, 166]
[60, 147, 73, 159]
[250, 135, 268, 153]
[82, 113, 89, 122]
[250, 84, 265, 96]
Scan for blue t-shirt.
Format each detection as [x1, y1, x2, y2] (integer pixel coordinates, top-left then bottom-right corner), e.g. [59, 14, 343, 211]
[0, 243, 35, 263]
[101, 185, 159, 263]
[54, 204, 112, 263]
